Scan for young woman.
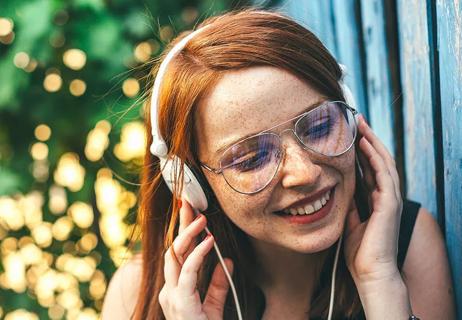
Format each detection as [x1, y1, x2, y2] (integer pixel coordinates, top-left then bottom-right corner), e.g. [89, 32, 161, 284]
[102, 9, 455, 320]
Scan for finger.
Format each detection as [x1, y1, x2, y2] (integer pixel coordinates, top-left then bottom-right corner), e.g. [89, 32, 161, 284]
[164, 246, 181, 288]
[179, 199, 198, 259]
[360, 132, 401, 200]
[173, 214, 207, 262]
[179, 199, 195, 234]
[177, 234, 215, 295]
[358, 116, 395, 167]
[358, 116, 401, 195]
[359, 137, 395, 195]
[356, 147, 375, 191]
[203, 259, 234, 320]
[164, 215, 206, 287]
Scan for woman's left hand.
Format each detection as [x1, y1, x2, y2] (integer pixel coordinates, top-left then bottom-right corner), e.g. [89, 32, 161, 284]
[343, 114, 403, 286]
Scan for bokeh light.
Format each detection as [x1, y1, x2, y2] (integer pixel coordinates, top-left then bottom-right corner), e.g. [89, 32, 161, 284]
[85, 120, 111, 162]
[160, 25, 174, 41]
[13, 52, 30, 69]
[122, 78, 140, 97]
[50, 33, 65, 48]
[48, 185, 68, 214]
[53, 153, 85, 192]
[0, 18, 14, 37]
[67, 202, 94, 229]
[134, 42, 152, 62]
[4, 309, 38, 320]
[52, 216, 74, 241]
[24, 59, 38, 72]
[69, 79, 87, 96]
[181, 7, 199, 24]
[78, 233, 98, 252]
[31, 222, 53, 248]
[34, 124, 52, 141]
[44, 72, 63, 92]
[30, 142, 49, 161]
[0, 197, 25, 231]
[63, 49, 87, 70]
[3, 252, 27, 292]
[113, 121, 146, 161]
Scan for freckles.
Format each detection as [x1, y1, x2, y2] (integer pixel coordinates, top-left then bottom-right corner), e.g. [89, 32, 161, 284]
[206, 174, 269, 225]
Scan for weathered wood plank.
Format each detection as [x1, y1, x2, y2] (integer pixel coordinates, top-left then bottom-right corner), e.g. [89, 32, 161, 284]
[396, 0, 438, 216]
[331, 0, 367, 115]
[359, 0, 396, 156]
[436, 0, 462, 314]
[280, 0, 337, 56]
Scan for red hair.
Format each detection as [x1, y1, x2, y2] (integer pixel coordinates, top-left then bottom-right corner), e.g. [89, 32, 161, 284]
[132, 8, 363, 319]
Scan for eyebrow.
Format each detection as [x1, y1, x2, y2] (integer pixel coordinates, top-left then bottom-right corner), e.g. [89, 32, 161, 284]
[214, 99, 326, 157]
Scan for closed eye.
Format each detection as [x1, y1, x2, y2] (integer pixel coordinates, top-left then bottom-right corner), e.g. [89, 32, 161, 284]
[227, 150, 272, 172]
[301, 118, 333, 140]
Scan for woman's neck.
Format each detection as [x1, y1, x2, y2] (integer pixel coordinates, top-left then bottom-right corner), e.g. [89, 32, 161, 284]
[250, 238, 330, 318]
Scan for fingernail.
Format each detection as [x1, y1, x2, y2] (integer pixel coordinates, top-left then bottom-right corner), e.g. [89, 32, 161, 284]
[177, 199, 182, 209]
[193, 214, 202, 222]
[204, 234, 212, 241]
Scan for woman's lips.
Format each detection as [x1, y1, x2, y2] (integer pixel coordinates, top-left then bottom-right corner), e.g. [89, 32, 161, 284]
[274, 186, 336, 225]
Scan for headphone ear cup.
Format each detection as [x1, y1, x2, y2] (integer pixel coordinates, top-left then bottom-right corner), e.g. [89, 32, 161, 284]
[182, 164, 208, 211]
[160, 156, 208, 212]
[189, 165, 220, 212]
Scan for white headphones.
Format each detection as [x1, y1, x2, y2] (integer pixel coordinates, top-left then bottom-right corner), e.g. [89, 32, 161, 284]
[149, 25, 212, 212]
[149, 12, 357, 320]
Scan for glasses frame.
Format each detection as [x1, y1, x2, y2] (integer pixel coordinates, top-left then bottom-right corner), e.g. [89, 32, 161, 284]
[200, 100, 359, 194]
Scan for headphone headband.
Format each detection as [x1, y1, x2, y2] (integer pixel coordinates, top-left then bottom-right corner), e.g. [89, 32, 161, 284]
[149, 25, 211, 158]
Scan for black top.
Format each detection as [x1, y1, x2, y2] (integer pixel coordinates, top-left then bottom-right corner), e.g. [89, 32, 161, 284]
[355, 199, 421, 320]
[397, 200, 421, 270]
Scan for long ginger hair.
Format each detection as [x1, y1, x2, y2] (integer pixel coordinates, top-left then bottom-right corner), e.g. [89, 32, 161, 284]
[132, 8, 364, 320]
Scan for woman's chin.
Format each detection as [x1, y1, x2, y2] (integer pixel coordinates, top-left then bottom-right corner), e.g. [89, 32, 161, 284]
[286, 227, 344, 254]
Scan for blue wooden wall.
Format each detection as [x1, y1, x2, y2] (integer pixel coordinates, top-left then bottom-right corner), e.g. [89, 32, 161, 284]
[271, 0, 461, 317]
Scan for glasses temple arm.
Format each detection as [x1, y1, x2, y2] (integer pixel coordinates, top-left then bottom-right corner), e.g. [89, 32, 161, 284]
[200, 163, 223, 175]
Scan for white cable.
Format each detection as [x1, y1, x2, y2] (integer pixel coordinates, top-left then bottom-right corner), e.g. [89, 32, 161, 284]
[193, 208, 243, 320]
[327, 232, 343, 320]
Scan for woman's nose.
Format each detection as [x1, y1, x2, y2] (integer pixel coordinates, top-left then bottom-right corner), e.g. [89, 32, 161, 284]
[278, 136, 322, 189]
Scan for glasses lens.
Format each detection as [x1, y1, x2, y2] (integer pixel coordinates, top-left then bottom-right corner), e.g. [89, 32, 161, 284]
[295, 101, 356, 156]
[220, 133, 281, 194]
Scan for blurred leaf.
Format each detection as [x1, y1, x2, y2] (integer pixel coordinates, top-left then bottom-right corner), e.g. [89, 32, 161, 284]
[73, 0, 106, 12]
[0, 167, 22, 195]
[124, 9, 153, 38]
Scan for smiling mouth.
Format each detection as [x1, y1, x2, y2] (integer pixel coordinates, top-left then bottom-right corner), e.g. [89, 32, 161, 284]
[274, 187, 335, 216]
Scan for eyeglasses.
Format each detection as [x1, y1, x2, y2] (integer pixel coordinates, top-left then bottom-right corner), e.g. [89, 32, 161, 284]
[201, 101, 358, 194]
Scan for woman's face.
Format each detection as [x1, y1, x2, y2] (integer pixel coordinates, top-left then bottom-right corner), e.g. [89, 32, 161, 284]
[194, 66, 356, 253]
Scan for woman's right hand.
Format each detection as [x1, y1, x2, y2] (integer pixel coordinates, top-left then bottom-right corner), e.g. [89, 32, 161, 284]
[159, 199, 233, 320]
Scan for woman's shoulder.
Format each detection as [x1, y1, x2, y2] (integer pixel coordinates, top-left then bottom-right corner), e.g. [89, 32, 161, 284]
[101, 254, 143, 320]
[401, 206, 456, 319]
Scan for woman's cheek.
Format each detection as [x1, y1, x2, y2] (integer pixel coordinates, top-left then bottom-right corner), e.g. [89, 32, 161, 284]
[206, 174, 269, 227]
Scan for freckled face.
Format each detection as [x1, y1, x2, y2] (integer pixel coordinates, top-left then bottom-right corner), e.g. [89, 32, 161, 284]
[194, 66, 356, 253]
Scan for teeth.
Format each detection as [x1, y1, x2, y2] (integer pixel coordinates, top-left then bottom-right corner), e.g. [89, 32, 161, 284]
[283, 189, 332, 216]
[313, 199, 322, 211]
[304, 204, 315, 214]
